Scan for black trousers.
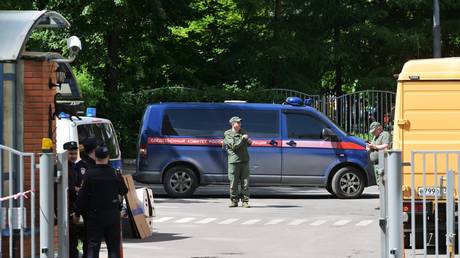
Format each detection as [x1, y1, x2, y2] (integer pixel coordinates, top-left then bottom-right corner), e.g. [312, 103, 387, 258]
[78, 221, 88, 258]
[86, 210, 121, 258]
[69, 218, 79, 258]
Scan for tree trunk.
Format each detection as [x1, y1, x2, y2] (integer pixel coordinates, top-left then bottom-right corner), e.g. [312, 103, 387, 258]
[105, 31, 121, 93]
[271, 0, 282, 88]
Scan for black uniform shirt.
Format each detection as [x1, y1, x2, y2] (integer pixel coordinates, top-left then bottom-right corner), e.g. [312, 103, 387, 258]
[68, 161, 79, 214]
[76, 164, 128, 216]
[75, 153, 96, 187]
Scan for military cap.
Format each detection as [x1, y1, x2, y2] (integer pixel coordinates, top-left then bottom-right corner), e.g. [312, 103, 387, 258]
[229, 116, 242, 124]
[95, 145, 110, 159]
[369, 121, 382, 134]
[63, 141, 78, 150]
[82, 137, 99, 153]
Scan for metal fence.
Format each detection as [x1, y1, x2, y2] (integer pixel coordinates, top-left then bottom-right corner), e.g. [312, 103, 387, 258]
[263, 89, 396, 140]
[0, 145, 69, 258]
[0, 145, 36, 258]
[381, 150, 460, 258]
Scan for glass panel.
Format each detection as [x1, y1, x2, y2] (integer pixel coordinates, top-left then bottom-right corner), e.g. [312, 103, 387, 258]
[77, 123, 120, 158]
[286, 113, 329, 140]
[162, 109, 279, 138]
[2, 80, 14, 197]
[3, 63, 14, 74]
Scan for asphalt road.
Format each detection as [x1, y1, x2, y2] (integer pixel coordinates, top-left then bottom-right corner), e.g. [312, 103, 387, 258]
[108, 185, 382, 258]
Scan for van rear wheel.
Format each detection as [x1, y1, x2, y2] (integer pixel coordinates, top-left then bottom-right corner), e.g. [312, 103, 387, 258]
[163, 166, 198, 198]
[331, 167, 365, 199]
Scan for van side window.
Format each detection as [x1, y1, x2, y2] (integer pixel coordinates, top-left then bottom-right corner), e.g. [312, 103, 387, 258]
[286, 113, 329, 140]
[161, 109, 279, 138]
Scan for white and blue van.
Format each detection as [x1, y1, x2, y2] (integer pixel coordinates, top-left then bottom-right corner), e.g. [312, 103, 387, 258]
[56, 109, 122, 170]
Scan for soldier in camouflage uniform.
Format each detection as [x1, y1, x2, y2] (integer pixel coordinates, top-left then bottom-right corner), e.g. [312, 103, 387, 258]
[224, 116, 252, 208]
[367, 121, 391, 185]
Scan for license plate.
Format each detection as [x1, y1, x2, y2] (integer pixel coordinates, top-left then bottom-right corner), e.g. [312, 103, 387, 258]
[417, 187, 446, 197]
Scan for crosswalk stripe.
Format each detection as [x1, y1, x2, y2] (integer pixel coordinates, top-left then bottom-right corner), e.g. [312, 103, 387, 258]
[242, 219, 261, 225]
[309, 220, 327, 226]
[195, 218, 217, 224]
[356, 220, 373, 226]
[265, 219, 286, 225]
[288, 219, 309, 226]
[174, 217, 196, 223]
[153, 217, 174, 223]
[333, 220, 351, 226]
[219, 218, 240, 225]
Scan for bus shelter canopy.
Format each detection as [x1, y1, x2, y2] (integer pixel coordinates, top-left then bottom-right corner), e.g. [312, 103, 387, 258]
[0, 10, 70, 61]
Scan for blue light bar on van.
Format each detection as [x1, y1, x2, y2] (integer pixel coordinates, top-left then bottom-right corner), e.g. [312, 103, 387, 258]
[86, 107, 96, 117]
[304, 98, 313, 106]
[286, 97, 303, 106]
[59, 112, 70, 119]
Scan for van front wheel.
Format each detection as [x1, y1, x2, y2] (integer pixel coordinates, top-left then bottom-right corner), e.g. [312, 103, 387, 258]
[163, 166, 198, 198]
[331, 167, 365, 199]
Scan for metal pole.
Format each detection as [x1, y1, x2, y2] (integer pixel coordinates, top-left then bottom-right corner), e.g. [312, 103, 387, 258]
[446, 170, 455, 257]
[30, 154, 36, 258]
[387, 150, 403, 258]
[40, 153, 54, 258]
[378, 150, 388, 258]
[57, 151, 69, 258]
[19, 155, 24, 258]
[433, 0, 441, 58]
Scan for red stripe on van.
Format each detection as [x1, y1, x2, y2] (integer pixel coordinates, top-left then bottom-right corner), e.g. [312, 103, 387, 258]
[147, 137, 363, 150]
[147, 137, 281, 147]
[282, 140, 365, 150]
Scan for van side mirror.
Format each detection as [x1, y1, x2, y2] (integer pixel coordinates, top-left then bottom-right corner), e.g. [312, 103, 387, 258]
[322, 128, 338, 142]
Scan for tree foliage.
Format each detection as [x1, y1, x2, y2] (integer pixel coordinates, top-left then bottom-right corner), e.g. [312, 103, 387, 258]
[2, 0, 460, 156]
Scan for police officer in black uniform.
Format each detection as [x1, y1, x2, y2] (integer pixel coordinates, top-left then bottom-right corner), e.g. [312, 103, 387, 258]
[75, 137, 100, 258]
[77, 145, 128, 258]
[63, 141, 82, 258]
[76, 137, 99, 179]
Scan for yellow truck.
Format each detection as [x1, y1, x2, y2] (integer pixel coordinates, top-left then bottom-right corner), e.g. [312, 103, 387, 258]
[393, 57, 460, 250]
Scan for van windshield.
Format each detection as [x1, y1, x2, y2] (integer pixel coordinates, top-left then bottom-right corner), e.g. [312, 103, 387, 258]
[77, 123, 120, 158]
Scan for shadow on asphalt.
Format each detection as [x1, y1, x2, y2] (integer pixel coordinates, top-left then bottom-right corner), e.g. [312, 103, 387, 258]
[124, 232, 190, 243]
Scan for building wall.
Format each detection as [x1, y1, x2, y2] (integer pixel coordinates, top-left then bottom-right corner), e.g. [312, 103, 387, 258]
[1, 59, 57, 257]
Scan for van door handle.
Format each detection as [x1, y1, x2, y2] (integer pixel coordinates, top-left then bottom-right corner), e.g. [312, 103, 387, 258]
[286, 140, 297, 147]
[267, 140, 278, 146]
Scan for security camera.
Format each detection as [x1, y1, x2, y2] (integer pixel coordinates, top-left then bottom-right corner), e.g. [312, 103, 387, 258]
[67, 36, 82, 55]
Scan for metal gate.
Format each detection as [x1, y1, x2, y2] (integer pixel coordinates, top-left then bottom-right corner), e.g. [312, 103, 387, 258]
[381, 150, 460, 258]
[321, 90, 396, 139]
[0, 145, 36, 258]
[262, 89, 396, 139]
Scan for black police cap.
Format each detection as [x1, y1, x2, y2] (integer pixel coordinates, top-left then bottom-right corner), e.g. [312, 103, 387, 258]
[95, 145, 110, 159]
[63, 141, 78, 150]
[83, 137, 99, 153]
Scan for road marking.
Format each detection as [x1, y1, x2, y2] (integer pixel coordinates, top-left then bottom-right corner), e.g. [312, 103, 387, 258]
[153, 217, 174, 223]
[219, 218, 240, 225]
[242, 219, 261, 225]
[333, 220, 351, 226]
[122, 244, 164, 250]
[265, 219, 285, 225]
[195, 218, 217, 224]
[174, 217, 196, 223]
[356, 220, 373, 226]
[154, 205, 180, 209]
[288, 219, 309, 226]
[309, 220, 327, 226]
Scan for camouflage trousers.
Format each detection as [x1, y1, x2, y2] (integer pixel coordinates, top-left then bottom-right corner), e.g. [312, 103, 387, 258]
[228, 162, 250, 203]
